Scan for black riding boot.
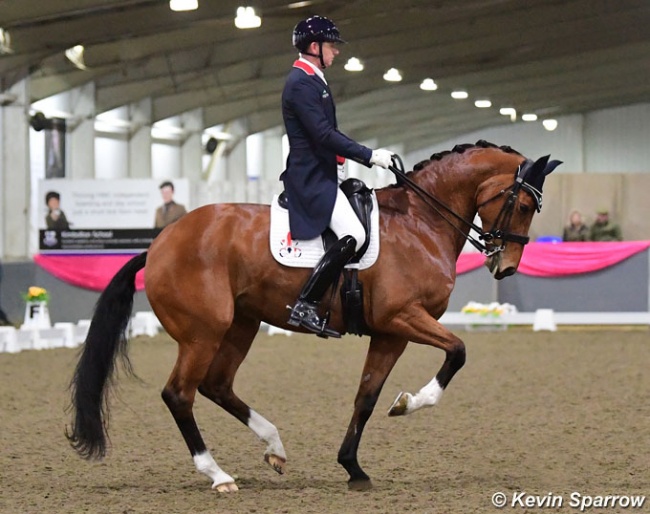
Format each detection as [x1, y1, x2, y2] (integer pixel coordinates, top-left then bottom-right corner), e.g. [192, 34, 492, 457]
[288, 235, 357, 338]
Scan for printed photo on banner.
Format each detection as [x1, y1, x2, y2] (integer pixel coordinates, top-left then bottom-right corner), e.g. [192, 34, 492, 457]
[37, 178, 190, 253]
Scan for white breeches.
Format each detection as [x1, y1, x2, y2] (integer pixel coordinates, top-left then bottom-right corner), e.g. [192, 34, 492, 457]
[329, 188, 365, 252]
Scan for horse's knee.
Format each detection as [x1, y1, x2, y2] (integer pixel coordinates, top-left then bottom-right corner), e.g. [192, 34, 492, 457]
[450, 340, 466, 369]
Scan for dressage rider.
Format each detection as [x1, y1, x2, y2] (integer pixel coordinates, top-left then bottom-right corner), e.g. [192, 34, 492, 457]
[281, 15, 393, 338]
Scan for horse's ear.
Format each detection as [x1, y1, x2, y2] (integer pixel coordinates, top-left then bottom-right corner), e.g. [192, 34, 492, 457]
[533, 155, 550, 173]
[544, 159, 562, 175]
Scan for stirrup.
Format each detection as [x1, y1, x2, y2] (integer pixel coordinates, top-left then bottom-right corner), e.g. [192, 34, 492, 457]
[287, 302, 342, 339]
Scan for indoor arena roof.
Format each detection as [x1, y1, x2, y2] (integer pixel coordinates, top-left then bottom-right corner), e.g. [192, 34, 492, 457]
[2, 0, 650, 151]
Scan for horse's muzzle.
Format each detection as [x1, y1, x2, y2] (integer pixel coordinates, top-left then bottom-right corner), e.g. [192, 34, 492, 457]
[486, 253, 517, 280]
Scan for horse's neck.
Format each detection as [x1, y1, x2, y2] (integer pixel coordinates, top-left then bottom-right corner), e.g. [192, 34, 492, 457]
[412, 161, 482, 251]
[412, 152, 519, 256]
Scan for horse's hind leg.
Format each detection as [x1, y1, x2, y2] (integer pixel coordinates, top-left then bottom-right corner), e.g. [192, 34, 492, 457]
[198, 315, 287, 476]
[338, 335, 408, 489]
[161, 338, 239, 493]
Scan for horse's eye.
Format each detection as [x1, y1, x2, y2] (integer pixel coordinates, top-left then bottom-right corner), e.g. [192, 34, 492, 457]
[519, 204, 531, 214]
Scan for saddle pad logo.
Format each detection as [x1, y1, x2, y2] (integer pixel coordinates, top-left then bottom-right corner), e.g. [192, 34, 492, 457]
[279, 232, 302, 258]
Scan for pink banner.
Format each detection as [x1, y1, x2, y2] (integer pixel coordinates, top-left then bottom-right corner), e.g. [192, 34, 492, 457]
[457, 241, 650, 277]
[34, 254, 146, 292]
[33, 241, 650, 291]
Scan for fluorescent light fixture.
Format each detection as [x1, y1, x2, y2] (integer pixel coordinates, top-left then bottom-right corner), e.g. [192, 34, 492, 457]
[499, 107, 517, 122]
[65, 45, 88, 70]
[170, 0, 198, 11]
[420, 78, 438, 91]
[474, 99, 492, 108]
[383, 68, 402, 82]
[451, 90, 468, 99]
[542, 119, 558, 131]
[235, 7, 261, 29]
[344, 57, 364, 72]
[522, 113, 538, 121]
[288, 1, 314, 7]
[0, 28, 13, 54]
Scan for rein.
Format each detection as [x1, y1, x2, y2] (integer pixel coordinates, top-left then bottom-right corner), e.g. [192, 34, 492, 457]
[387, 155, 529, 257]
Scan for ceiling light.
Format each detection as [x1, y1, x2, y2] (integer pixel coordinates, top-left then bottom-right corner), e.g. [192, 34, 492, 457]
[235, 7, 261, 29]
[451, 90, 468, 99]
[288, 1, 314, 7]
[522, 113, 538, 121]
[0, 28, 13, 54]
[344, 57, 364, 72]
[383, 68, 402, 82]
[169, 0, 198, 11]
[474, 99, 492, 108]
[542, 119, 558, 131]
[499, 107, 517, 122]
[420, 78, 438, 91]
[65, 45, 88, 70]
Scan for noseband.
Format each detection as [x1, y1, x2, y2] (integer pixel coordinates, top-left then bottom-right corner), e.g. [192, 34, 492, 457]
[388, 157, 537, 257]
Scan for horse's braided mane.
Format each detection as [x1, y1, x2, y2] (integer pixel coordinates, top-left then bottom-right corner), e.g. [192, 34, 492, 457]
[411, 139, 522, 172]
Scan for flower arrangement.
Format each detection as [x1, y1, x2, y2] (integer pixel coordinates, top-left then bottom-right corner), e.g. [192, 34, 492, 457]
[461, 301, 516, 317]
[23, 286, 50, 304]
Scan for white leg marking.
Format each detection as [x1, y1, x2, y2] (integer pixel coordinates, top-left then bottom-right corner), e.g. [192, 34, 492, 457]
[407, 378, 444, 413]
[248, 409, 287, 460]
[193, 451, 235, 489]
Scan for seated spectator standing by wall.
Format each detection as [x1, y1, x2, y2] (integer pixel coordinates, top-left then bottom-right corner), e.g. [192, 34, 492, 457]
[154, 181, 187, 229]
[589, 208, 623, 241]
[562, 209, 589, 242]
[45, 191, 71, 230]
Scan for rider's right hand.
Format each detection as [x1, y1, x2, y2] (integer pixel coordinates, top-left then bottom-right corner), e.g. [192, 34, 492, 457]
[370, 149, 394, 169]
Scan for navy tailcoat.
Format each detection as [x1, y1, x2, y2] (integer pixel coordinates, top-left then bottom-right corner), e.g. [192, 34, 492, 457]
[281, 60, 372, 240]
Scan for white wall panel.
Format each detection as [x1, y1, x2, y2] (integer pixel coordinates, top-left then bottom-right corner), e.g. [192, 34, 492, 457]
[584, 103, 650, 173]
[95, 137, 128, 179]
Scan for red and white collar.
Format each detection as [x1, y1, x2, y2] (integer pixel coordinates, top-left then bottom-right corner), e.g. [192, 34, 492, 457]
[293, 57, 327, 84]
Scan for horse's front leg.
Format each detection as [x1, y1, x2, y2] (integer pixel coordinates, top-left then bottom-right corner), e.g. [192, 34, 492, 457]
[387, 308, 466, 416]
[338, 335, 408, 489]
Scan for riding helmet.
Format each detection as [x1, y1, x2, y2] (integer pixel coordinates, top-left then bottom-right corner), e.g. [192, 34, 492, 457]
[292, 15, 346, 52]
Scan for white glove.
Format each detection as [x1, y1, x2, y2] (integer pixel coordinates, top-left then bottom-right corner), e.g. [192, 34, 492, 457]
[370, 149, 393, 169]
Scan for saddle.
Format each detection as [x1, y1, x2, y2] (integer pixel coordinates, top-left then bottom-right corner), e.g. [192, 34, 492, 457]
[277, 178, 374, 262]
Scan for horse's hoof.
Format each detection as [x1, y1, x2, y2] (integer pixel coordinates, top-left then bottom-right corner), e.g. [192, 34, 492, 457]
[264, 453, 286, 475]
[214, 481, 239, 493]
[388, 392, 409, 416]
[348, 478, 373, 491]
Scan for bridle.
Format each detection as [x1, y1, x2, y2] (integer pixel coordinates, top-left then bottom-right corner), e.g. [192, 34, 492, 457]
[388, 155, 540, 257]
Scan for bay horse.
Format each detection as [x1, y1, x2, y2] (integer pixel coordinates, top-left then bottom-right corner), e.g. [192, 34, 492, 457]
[67, 140, 560, 492]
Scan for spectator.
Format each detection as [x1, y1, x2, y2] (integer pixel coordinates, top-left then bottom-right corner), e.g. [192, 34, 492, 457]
[562, 210, 589, 242]
[45, 191, 71, 230]
[154, 181, 187, 229]
[589, 208, 623, 241]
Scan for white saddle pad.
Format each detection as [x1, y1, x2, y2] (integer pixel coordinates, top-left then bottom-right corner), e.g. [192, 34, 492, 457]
[269, 193, 380, 269]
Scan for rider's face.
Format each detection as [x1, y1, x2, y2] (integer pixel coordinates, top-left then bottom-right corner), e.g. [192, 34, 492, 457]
[321, 42, 339, 67]
[309, 41, 339, 68]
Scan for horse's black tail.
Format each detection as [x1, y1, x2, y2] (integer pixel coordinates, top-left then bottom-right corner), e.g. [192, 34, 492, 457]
[66, 251, 147, 460]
